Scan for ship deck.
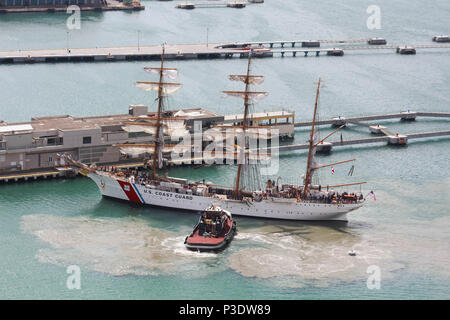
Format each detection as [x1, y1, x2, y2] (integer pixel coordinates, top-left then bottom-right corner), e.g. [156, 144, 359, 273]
[187, 219, 232, 245]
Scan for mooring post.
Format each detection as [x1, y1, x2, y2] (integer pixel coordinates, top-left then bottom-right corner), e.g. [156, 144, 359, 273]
[293, 51, 297, 57]
[281, 52, 285, 57]
[304, 52, 309, 57]
[281, 42, 285, 48]
[270, 43, 273, 48]
[291, 42, 295, 47]
[316, 51, 320, 56]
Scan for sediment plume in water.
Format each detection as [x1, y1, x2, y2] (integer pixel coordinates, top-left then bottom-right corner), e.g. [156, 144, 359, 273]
[229, 214, 450, 287]
[21, 214, 221, 277]
[21, 213, 449, 287]
[229, 224, 403, 287]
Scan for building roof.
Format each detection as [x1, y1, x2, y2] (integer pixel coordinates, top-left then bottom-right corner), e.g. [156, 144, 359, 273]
[0, 107, 223, 136]
[224, 110, 294, 122]
[0, 124, 33, 134]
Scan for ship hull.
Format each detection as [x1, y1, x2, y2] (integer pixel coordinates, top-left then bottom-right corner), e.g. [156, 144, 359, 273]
[87, 173, 363, 221]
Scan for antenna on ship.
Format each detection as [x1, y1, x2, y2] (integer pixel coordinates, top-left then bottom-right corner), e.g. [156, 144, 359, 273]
[223, 50, 268, 199]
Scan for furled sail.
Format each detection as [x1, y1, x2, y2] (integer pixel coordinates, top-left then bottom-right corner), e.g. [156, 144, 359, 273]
[157, 128, 164, 169]
[213, 126, 272, 140]
[119, 146, 154, 158]
[310, 131, 320, 171]
[122, 119, 188, 137]
[228, 75, 264, 85]
[118, 144, 190, 158]
[144, 67, 179, 80]
[136, 81, 182, 95]
[223, 91, 268, 102]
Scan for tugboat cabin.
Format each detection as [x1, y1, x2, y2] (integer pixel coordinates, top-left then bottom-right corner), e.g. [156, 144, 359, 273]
[197, 206, 231, 238]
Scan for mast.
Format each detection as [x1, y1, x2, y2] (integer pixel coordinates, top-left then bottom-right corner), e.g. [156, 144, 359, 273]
[233, 53, 252, 198]
[134, 45, 182, 179]
[222, 50, 267, 198]
[303, 78, 321, 196]
[152, 45, 165, 180]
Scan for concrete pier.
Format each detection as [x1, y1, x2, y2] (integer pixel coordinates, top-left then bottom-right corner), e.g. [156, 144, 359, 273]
[2, 38, 449, 65]
[284, 110, 450, 152]
[0, 168, 74, 183]
[0, 1, 144, 14]
[0, 160, 154, 183]
[0, 42, 265, 65]
[268, 130, 450, 154]
[294, 111, 450, 127]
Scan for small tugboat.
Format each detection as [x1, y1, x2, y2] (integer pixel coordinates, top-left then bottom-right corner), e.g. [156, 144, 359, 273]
[184, 205, 237, 252]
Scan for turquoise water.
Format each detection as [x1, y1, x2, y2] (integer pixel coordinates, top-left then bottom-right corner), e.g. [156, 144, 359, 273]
[0, 1, 449, 299]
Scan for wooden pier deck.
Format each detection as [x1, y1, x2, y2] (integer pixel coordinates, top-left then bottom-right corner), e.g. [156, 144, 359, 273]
[2, 38, 449, 65]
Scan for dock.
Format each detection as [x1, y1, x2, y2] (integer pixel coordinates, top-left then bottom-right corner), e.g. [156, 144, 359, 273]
[1, 108, 449, 183]
[176, 1, 247, 9]
[2, 37, 450, 65]
[274, 130, 450, 153]
[268, 110, 450, 154]
[0, 161, 147, 183]
[0, 167, 75, 183]
[294, 111, 450, 127]
[0, 1, 144, 14]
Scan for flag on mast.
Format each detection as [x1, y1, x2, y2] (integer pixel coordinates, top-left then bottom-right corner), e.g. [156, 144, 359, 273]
[331, 167, 335, 174]
[368, 190, 376, 200]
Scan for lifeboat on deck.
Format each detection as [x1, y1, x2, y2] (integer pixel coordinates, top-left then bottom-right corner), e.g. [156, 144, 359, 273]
[184, 205, 237, 252]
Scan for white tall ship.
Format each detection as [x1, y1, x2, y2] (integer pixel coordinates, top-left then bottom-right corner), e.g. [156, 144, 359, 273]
[63, 46, 366, 221]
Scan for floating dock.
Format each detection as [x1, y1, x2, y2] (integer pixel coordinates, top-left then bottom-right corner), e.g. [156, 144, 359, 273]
[432, 35, 450, 43]
[2, 37, 449, 65]
[176, 1, 246, 9]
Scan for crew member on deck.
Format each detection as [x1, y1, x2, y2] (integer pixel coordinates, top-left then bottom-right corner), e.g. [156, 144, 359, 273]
[215, 218, 222, 237]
